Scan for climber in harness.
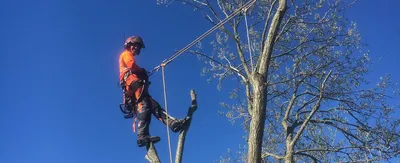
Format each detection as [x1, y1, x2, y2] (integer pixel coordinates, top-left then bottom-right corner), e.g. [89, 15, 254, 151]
[118, 36, 191, 147]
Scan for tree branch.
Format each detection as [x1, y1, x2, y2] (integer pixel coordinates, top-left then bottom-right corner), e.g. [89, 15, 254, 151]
[261, 0, 278, 52]
[233, 24, 252, 77]
[175, 90, 198, 163]
[291, 71, 332, 145]
[295, 152, 320, 163]
[188, 50, 247, 80]
[282, 82, 300, 132]
[261, 151, 285, 160]
[256, 0, 287, 77]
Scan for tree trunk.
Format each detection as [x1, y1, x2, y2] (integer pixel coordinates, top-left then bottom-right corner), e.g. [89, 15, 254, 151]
[247, 74, 267, 163]
[285, 142, 294, 163]
[248, 0, 287, 161]
[145, 142, 161, 163]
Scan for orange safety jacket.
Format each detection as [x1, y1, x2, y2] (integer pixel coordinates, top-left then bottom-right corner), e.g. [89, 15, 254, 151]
[119, 50, 143, 100]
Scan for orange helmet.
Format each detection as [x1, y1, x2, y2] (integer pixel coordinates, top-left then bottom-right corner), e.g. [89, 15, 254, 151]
[124, 36, 145, 49]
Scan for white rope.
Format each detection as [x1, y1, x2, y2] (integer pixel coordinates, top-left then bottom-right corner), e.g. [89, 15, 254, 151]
[244, 9, 254, 71]
[149, 0, 257, 76]
[161, 66, 173, 163]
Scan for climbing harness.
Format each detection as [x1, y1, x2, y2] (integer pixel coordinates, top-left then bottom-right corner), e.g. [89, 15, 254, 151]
[119, 69, 149, 132]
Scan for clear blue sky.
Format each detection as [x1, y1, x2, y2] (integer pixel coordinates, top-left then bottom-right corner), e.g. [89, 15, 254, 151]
[1, 0, 399, 163]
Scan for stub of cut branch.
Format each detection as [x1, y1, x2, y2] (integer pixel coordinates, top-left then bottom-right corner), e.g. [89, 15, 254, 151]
[175, 89, 198, 163]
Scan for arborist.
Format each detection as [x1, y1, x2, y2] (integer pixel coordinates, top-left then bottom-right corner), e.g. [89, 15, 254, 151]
[118, 36, 191, 147]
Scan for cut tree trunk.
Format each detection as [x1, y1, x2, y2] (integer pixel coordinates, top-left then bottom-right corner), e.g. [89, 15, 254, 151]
[144, 89, 198, 163]
[145, 142, 161, 163]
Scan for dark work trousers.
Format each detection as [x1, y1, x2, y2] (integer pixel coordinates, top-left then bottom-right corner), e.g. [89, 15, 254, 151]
[136, 95, 178, 138]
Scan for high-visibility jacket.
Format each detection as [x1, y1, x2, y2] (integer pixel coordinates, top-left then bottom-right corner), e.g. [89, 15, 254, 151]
[119, 50, 141, 83]
[119, 50, 145, 100]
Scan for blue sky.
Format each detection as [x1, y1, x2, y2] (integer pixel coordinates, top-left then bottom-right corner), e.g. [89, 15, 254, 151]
[1, 0, 399, 163]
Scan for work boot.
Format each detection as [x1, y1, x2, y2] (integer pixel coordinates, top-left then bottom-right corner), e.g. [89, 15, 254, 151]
[137, 135, 161, 147]
[170, 116, 191, 133]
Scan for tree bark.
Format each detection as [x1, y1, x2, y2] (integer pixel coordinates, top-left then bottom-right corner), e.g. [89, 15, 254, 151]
[145, 142, 161, 163]
[175, 90, 197, 163]
[256, 0, 287, 75]
[247, 74, 267, 163]
[284, 144, 294, 163]
[248, 0, 287, 162]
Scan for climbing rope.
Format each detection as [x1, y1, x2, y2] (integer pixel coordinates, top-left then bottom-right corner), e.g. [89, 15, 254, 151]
[149, 0, 257, 76]
[161, 65, 173, 163]
[243, 9, 254, 71]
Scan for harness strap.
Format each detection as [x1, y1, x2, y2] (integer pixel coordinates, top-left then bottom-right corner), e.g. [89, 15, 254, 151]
[133, 116, 137, 132]
[120, 69, 150, 133]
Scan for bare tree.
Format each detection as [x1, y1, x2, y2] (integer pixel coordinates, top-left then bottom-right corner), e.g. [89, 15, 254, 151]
[157, 0, 400, 162]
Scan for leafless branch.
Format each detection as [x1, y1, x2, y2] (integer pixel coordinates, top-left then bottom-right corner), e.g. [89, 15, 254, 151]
[291, 71, 332, 145]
